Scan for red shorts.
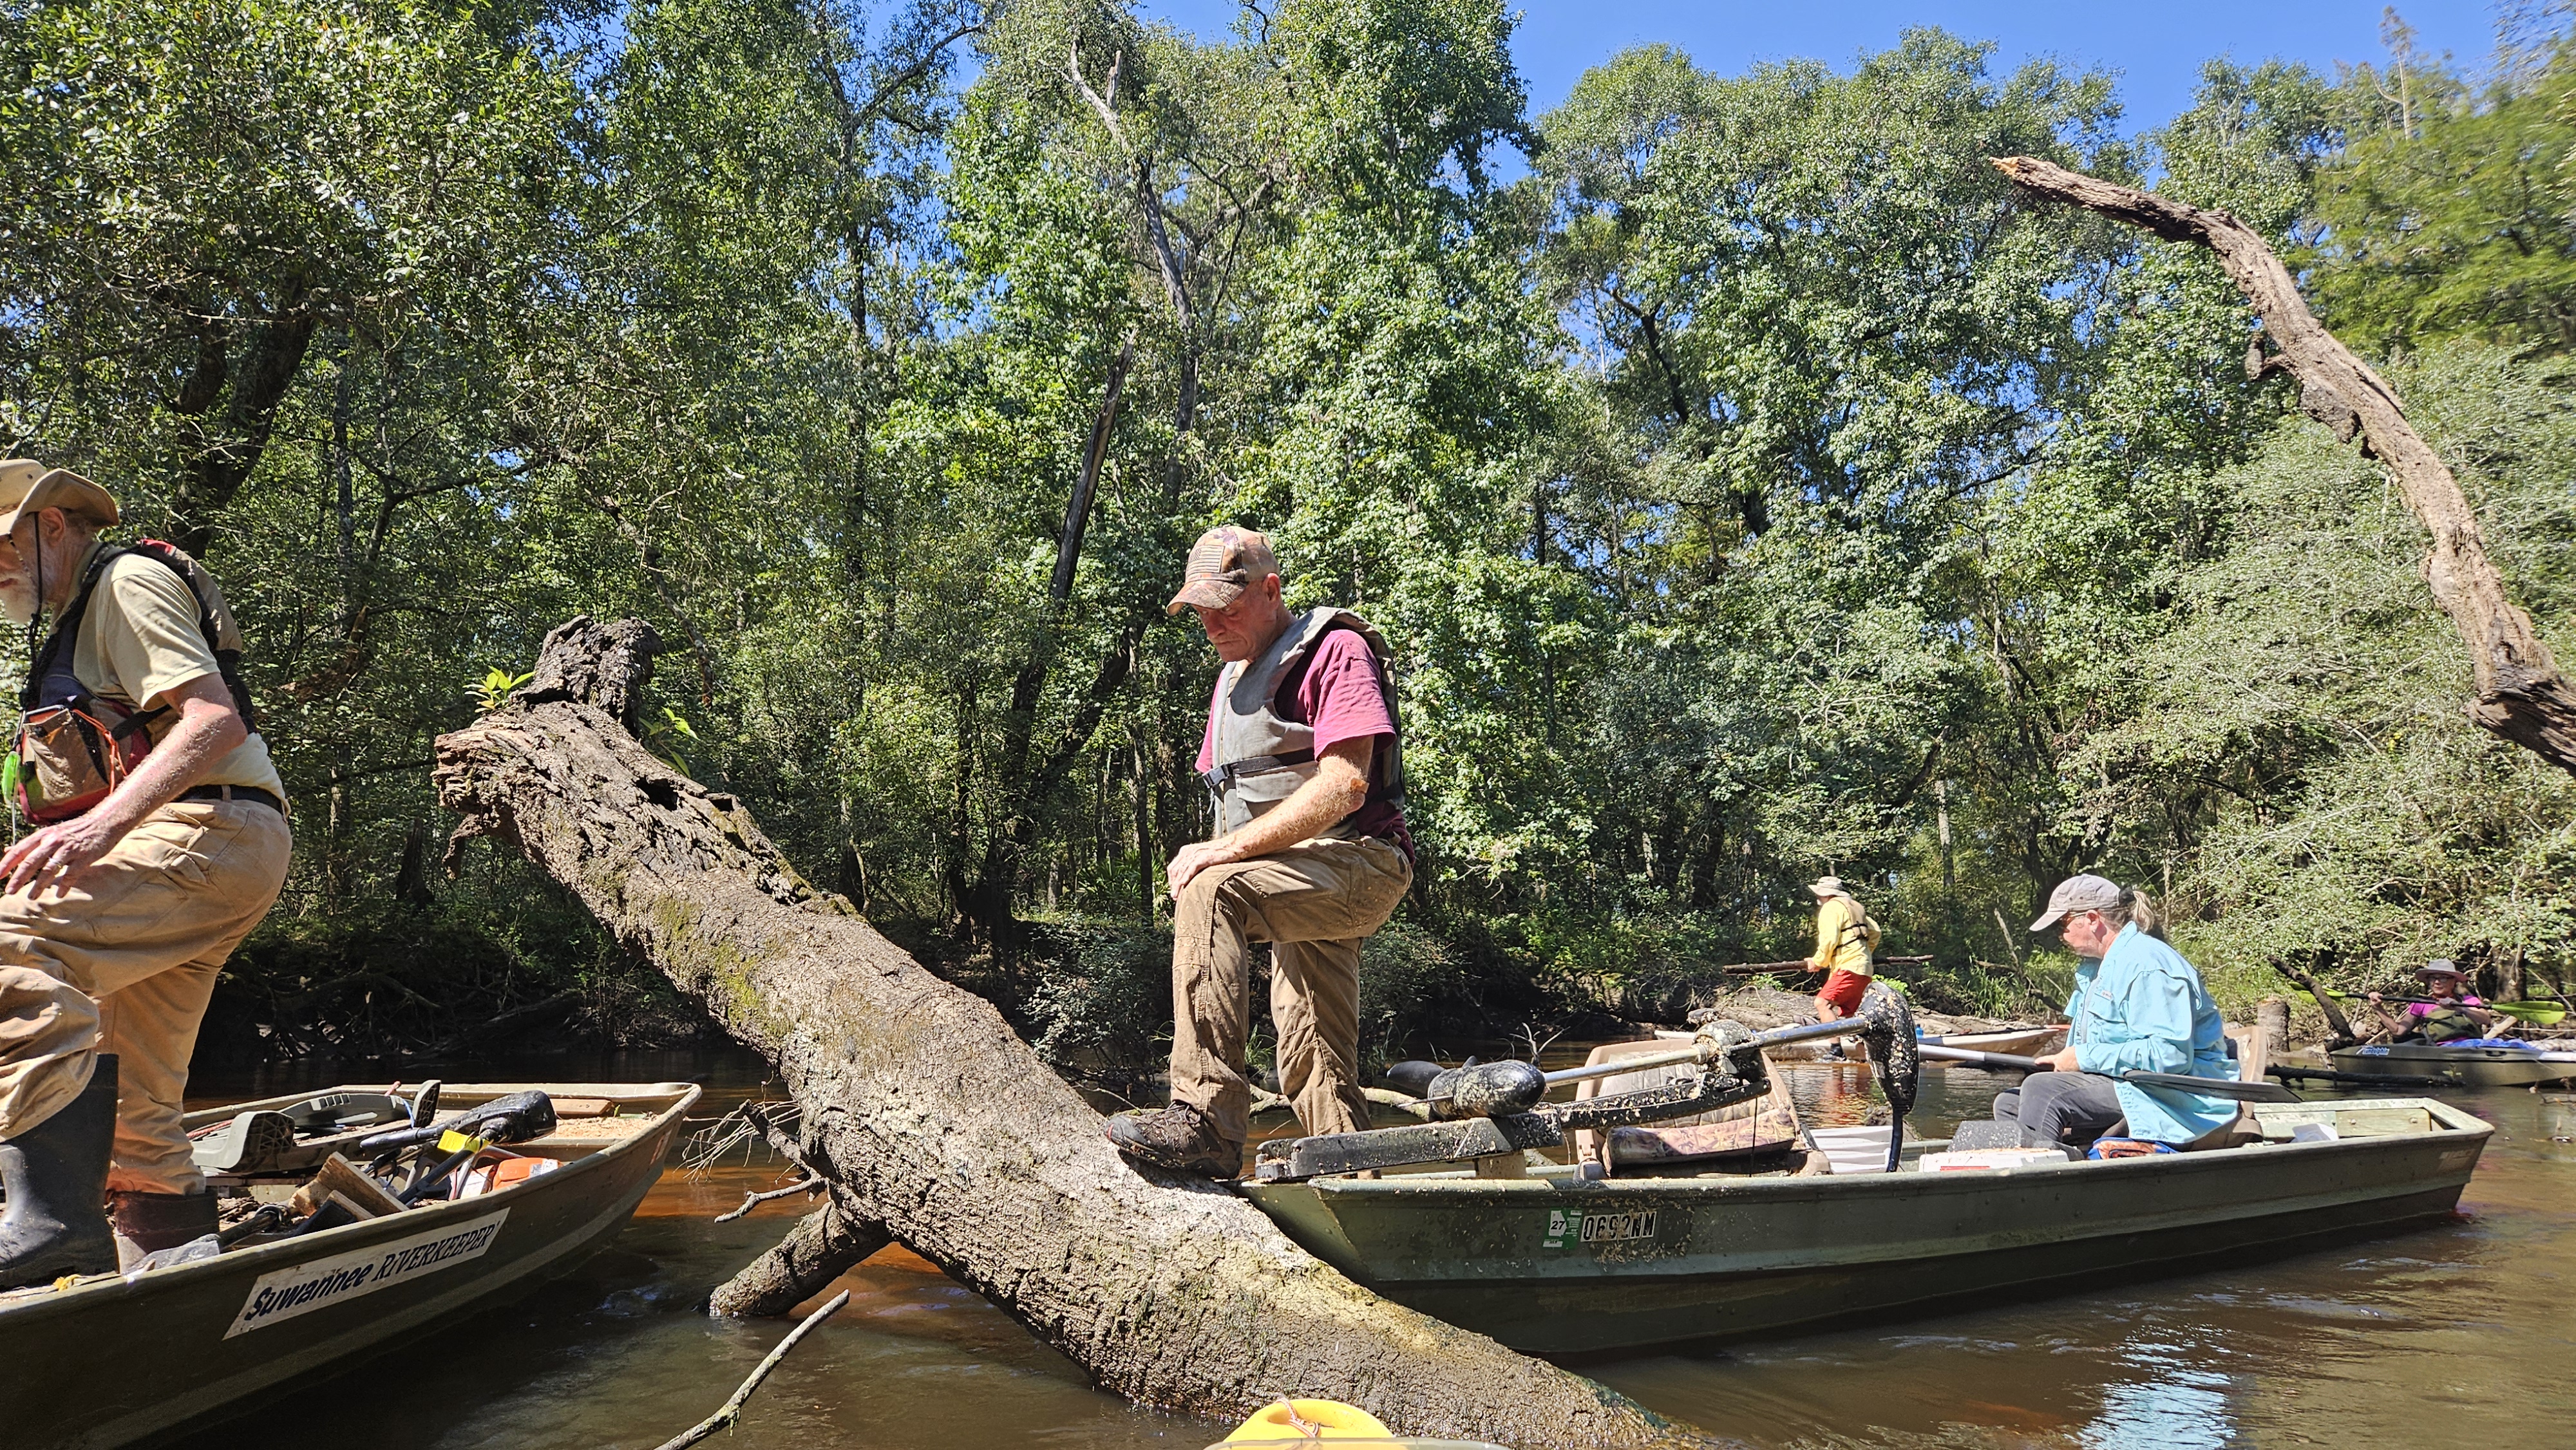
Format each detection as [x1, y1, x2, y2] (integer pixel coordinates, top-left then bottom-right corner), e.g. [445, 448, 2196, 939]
[1816, 968, 1871, 1017]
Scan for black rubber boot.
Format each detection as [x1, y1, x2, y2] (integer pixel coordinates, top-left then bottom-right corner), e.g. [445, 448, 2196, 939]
[0, 1055, 118, 1290]
[110, 1187, 219, 1264]
[1104, 1101, 1238, 1178]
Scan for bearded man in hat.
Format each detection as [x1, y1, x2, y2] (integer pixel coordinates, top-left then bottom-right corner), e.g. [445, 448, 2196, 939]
[1804, 875, 1880, 1022]
[0, 460, 290, 1286]
[1105, 526, 1412, 1178]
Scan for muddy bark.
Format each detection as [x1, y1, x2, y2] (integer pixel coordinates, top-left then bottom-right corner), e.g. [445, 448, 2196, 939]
[434, 617, 1706, 1447]
[1993, 155, 2576, 774]
[708, 1201, 895, 1319]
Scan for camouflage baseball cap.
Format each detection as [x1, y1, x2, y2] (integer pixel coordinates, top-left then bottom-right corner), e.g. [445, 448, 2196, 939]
[1165, 525, 1279, 615]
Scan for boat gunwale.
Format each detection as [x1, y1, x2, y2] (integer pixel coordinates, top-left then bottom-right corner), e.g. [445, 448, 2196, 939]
[2331, 1045, 2576, 1062]
[0, 1080, 703, 1326]
[1237, 1095, 2492, 1203]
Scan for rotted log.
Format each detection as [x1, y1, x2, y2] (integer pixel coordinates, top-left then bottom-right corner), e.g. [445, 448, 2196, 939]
[1993, 155, 2576, 775]
[433, 616, 1712, 1447]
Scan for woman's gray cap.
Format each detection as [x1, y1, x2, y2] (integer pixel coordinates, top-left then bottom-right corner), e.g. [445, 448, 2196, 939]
[2030, 873, 2121, 932]
[2416, 959, 2463, 979]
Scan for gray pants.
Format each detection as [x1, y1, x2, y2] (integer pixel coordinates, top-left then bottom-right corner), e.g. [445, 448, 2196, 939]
[1993, 1072, 2126, 1150]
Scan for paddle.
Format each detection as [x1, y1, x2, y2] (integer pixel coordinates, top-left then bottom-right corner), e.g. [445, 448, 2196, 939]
[1916, 1044, 2301, 1103]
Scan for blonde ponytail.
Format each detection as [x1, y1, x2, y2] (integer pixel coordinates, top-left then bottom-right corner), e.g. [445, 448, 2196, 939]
[2108, 886, 2164, 941]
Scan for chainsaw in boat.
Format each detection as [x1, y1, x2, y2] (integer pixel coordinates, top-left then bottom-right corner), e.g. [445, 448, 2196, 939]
[1234, 992, 2491, 1353]
[0, 1079, 699, 1449]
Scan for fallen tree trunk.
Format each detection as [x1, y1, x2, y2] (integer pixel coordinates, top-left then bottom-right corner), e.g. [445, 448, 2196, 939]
[706, 1102, 893, 1317]
[709, 1201, 892, 1318]
[1993, 155, 2576, 775]
[434, 617, 1707, 1447]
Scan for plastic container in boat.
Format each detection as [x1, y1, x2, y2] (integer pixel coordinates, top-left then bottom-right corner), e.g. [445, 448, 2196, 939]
[1807, 1124, 1894, 1174]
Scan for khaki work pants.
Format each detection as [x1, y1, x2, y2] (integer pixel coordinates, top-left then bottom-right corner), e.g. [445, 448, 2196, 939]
[1170, 834, 1412, 1149]
[0, 800, 292, 1193]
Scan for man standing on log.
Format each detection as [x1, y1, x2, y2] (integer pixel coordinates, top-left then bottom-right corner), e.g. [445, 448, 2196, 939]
[1108, 526, 1413, 1177]
[0, 461, 291, 1286]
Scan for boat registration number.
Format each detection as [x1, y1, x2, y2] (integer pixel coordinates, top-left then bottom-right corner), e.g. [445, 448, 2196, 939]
[1546, 1209, 1658, 1248]
[225, 1208, 509, 1339]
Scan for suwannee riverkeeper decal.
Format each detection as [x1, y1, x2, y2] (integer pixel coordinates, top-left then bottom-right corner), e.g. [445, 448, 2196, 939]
[225, 1210, 509, 1337]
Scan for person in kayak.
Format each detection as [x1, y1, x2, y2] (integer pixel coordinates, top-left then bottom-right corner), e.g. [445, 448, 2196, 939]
[1804, 875, 1880, 1022]
[0, 462, 292, 1287]
[1105, 526, 1412, 1178]
[1990, 874, 2235, 1152]
[2361, 961, 2500, 1044]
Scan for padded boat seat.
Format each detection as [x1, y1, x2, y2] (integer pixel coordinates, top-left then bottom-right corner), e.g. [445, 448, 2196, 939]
[1570, 1038, 1803, 1176]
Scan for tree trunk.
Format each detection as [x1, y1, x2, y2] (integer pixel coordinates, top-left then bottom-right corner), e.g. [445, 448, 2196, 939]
[708, 1201, 893, 1319]
[1993, 155, 2576, 774]
[433, 617, 1707, 1447]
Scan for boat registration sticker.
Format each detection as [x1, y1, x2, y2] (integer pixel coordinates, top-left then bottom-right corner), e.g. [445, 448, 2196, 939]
[224, 1209, 509, 1339]
[1546, 1208, 1658, 1248]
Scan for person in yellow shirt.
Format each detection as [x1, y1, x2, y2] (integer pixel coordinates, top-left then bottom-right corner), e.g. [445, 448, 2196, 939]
[1805, 875, 1880, 1021]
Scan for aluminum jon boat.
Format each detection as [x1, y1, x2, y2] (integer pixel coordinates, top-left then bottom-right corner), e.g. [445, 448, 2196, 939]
[2329, 1041, 2576, 1087]
[1238, 1095, 2491, 1354]
[0, 1080, 699, 1449]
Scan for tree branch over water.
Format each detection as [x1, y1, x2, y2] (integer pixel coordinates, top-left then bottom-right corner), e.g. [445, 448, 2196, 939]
[1993, 154, 2576, 775]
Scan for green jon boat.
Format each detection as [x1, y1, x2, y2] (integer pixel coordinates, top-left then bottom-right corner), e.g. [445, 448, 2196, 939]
[1240, 1095, 2491, 1353]
[0, 1080, 698, 1450]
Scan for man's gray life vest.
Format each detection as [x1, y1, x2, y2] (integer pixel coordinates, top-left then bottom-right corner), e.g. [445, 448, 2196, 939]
[1202, 608, 1406, 838]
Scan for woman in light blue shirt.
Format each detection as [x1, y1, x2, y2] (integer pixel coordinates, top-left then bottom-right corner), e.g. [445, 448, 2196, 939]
[1993, 874, 2237, 1150]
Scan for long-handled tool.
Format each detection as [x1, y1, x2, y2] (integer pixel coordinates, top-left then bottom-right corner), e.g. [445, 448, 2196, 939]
[2267, 1063, 2454, 1089]
[355, 1089, 556, 1161]
[1917, 1043, 2300, 1103]
[1386, 1015, 1898, 1117]
[1305, 989, 1924, 1182]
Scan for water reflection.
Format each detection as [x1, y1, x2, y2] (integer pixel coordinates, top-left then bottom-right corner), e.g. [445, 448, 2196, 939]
[173, 1053, 2576, 1449]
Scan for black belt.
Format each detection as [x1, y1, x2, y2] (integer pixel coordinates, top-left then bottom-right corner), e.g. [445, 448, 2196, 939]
[179, 784, 283, 813]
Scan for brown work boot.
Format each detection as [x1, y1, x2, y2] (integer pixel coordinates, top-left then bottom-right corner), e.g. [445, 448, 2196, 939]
[109, 1189, 220, 1267]
[1104, 1102, 1238, 1177]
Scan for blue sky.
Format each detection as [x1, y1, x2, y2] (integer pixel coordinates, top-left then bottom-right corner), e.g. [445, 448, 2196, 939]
[1135, 1, 2498, 133]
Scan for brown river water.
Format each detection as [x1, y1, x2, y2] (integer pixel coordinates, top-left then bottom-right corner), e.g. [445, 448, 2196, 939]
[171, 1046, 2576, 1449]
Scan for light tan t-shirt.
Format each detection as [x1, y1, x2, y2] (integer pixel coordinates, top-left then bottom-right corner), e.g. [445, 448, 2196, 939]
[65, 542, 286, 800]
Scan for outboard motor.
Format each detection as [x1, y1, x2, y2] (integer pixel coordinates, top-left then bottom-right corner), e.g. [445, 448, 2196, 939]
[1384, 1059, 1548, 1120]
[1850, 986, 1921, 1171]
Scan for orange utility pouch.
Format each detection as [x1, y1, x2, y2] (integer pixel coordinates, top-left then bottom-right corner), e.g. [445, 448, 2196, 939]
[8, 696, 158, 823]
[5, 545, 175, 823]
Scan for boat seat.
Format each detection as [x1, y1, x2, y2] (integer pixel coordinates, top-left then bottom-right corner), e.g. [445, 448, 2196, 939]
[1570, 1039, 1801, 1176]
[1947, 1118, 2023, 1153]
[2178, 1106, 2262, 1151]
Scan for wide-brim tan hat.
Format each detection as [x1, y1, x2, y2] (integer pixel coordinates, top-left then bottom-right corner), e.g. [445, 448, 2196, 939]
[0, 460, 117, 539]
[1807, 875, 1847, 899]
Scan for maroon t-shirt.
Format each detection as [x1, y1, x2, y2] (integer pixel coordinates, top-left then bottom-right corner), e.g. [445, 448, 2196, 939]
[1197, 628, 1412, 859]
